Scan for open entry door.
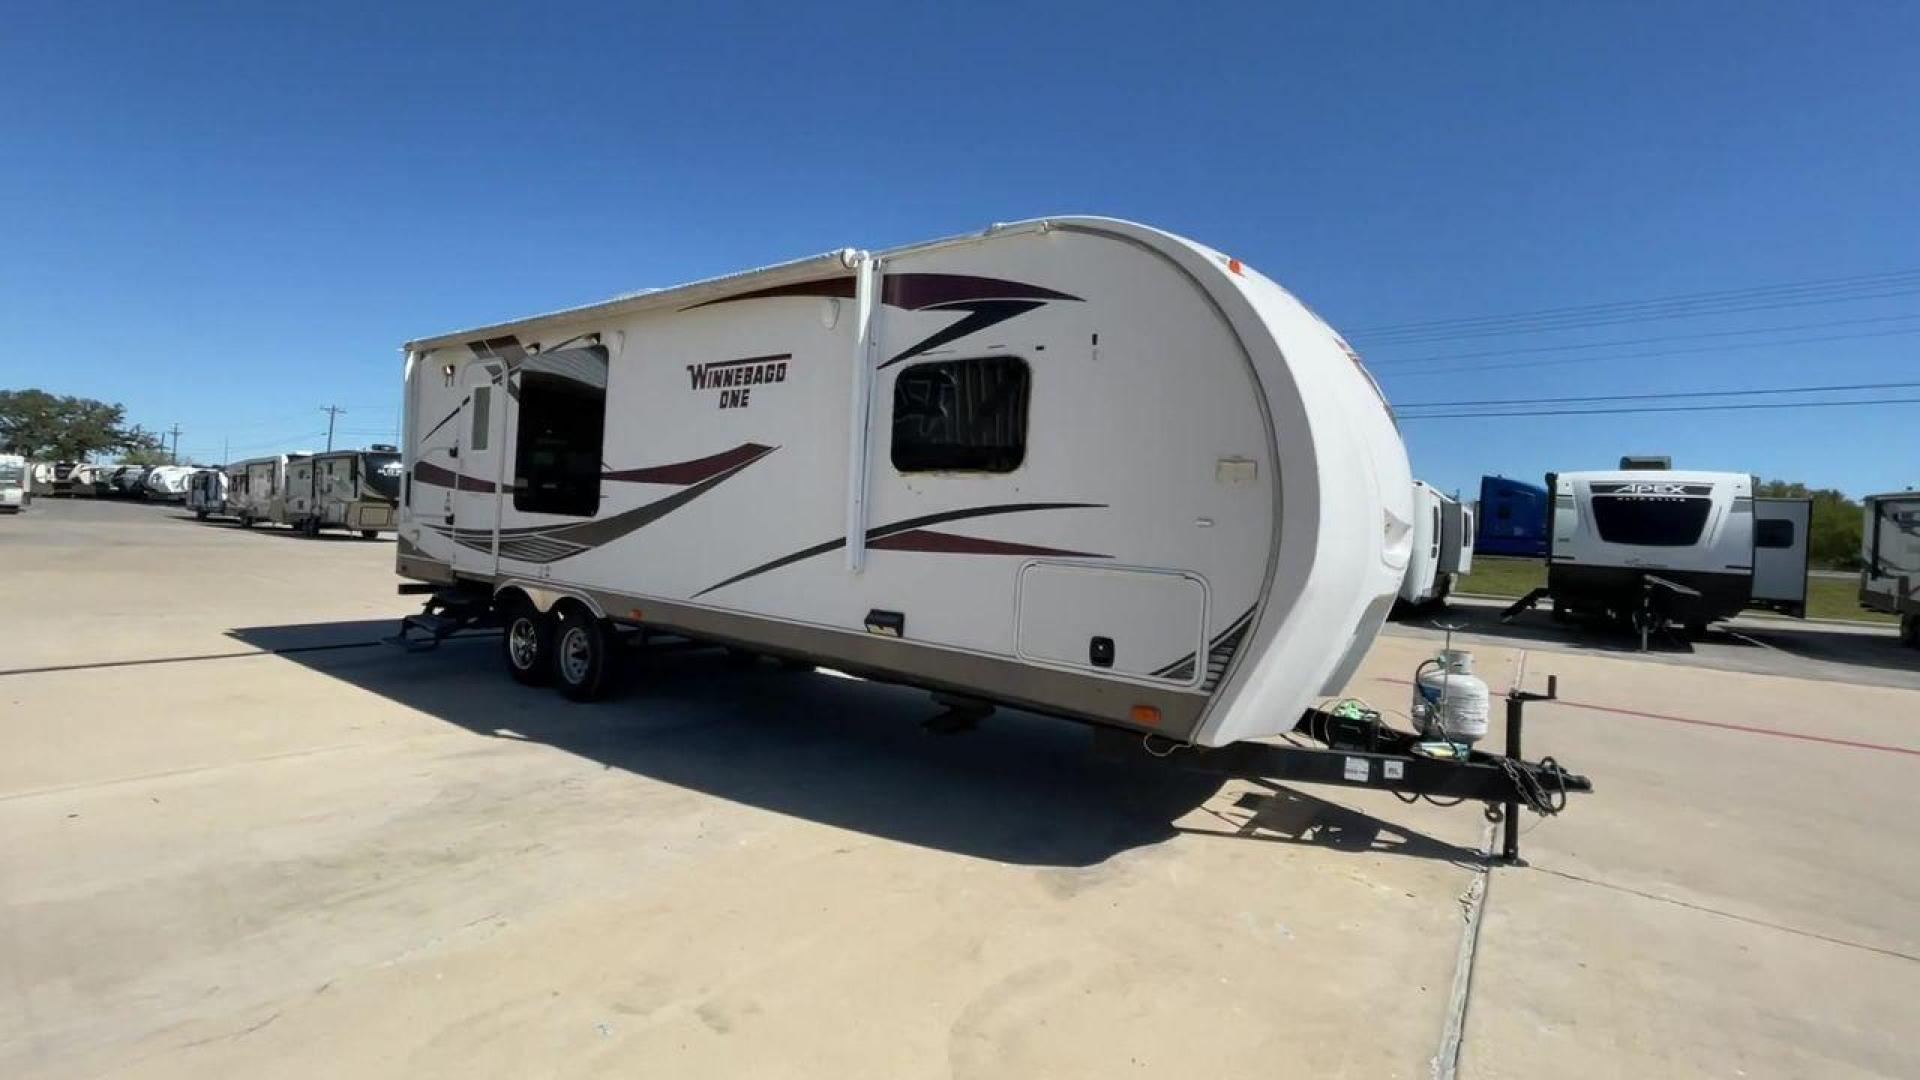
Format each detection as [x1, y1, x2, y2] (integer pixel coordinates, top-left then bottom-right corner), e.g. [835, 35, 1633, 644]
[1751, 497, 1810, 617]
[450, 363, 505, 578]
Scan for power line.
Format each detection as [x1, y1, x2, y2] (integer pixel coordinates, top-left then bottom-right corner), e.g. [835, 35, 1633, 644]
[1366, 312, 1920, 368]
[1395, 380, 1920, 410]
[1398, 397, 1920, 421]
[1374, 326, 1920, 379]
[1349, 267, 1920, 343]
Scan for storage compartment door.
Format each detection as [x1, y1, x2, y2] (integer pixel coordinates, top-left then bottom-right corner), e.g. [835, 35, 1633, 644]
[1015, 563, 1207, 685]
[1751, 497, 1810, 613]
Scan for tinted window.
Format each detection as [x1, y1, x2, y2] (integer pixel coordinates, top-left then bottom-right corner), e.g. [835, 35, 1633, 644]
[1590, 496, 1711, 547]
[514, 371, 604, 516]
[891, 357, 1030, 473]
[470, 386, 491, 451]
[1755, 519, 1795, 549]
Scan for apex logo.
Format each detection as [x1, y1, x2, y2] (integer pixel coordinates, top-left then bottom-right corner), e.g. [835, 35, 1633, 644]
[1619, 482, 1686, 496]
[686, 353, 791, 410]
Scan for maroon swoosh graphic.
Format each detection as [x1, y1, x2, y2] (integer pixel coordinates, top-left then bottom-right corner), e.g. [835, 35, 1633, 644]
[882, 274, 1080, 308]
[412, 460, 496, 493]
[686, 273, 1079, 312]
[866, 528, 1104, 558]
[603, 443, 776, 485]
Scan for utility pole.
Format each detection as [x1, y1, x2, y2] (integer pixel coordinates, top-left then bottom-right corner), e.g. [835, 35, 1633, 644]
[321, 405, 347, 451]
[167, 424, 182, 464]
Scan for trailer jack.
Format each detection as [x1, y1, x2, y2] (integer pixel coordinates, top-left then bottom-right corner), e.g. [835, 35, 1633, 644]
[1099, 677, 1590, 865]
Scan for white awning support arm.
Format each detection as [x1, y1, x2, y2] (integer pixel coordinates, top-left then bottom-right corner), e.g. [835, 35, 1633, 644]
[845, 250, 879, 572]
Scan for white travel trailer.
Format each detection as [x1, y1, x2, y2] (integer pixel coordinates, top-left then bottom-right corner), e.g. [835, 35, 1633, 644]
[0, 454, 26, 512]
[186, 468, 230, 519]
[1542, 468, 1809, 633]
[143, 465, 196, 502]
[1860, 490, 1920, 647]
[1397, 481, 1448, 607]
[395, 216, 1414, 747]
[284, 447, 403, 538]
[226, 454, 308, 527]
[1440, 497, 1475, 580]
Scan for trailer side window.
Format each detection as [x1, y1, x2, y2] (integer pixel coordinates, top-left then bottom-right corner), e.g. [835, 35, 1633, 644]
[514, 371, 604, 516]
[1755, 519, 1796, 549]
[891, 357, 1030, 473]
[469, 387, 491, 452]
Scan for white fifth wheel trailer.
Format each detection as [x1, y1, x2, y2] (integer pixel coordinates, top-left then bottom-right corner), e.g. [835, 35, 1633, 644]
[393, 217, 1416, 748]
[1397, 481, 1447, 607]
[285, 447, 403, 538]
[1860, 490, 1920, 648]
[227, 454, 309, 527]
[1519, 468, 1810, 638]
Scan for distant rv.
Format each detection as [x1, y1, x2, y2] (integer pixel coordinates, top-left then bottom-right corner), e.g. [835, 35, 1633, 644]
[187, 468, 230, 520]
[0, 454, 25, 512]
[1545, 469, 1808, 633]
[1475, 475, 1548, 557]
[284, 447, 402, 538]
[227, 454, 309, 527]
[1860, 490, 1920, 648]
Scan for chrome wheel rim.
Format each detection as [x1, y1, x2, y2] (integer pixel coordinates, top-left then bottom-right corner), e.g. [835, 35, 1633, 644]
[508, 618, 539, 669]
[559, 626, 592, 683]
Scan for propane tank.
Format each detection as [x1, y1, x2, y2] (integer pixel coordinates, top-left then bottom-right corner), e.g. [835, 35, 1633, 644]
[1411, 648, 1490, 743]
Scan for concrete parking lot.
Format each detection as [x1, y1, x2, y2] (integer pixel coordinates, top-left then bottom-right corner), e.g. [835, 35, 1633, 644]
[3, 499, 1916, 1078]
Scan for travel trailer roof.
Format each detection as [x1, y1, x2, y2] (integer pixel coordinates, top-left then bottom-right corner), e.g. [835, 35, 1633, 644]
[404, 217, 1234, 354]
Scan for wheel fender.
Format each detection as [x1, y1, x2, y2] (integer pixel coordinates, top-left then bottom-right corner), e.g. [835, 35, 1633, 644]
[498, 581, 605, 619]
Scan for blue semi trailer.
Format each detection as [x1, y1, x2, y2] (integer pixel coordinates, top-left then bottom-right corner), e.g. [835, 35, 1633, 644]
[1475, 475, 1548, 557]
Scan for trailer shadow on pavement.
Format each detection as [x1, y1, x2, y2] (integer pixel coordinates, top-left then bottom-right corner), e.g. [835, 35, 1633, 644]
[168, 514, 393, 542]
[229, 619, 1484, 869]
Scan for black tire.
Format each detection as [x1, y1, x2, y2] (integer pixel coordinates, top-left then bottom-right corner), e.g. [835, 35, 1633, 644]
[501, 597, 553, 686]
[195, 509, 208, 521]
[302, 516, 321, 538]
[240, 513, 255, 529]
[551, 603, 615, 701]
[360, 530, 378, 540]
[1902, 614, 1920, 649]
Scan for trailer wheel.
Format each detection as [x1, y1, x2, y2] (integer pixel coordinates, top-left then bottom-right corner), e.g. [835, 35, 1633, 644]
[1902, 613, 1919, 649]
[195, 509, 208, 521]
[239, 512, 254, 529]
[360, 530, 378, 540]
[302, 516, 321, 538]
[551, 603, 614, 701]
[501, 597, 553, 686]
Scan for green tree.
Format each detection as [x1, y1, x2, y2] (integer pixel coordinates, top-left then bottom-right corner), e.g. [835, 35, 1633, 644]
[0, 389, 163, 460]
[1756, 479, 1863, 569]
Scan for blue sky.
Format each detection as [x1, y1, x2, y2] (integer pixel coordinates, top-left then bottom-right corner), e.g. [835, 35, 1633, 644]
[2, 2, 1915, 495]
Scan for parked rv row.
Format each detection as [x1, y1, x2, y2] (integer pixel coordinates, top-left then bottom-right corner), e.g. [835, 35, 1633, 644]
[3, 449, 402, 540]
[188, 447, 403, 538]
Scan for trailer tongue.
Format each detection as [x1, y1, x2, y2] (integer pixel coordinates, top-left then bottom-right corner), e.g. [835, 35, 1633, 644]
[1096, 674, 1591, 865]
